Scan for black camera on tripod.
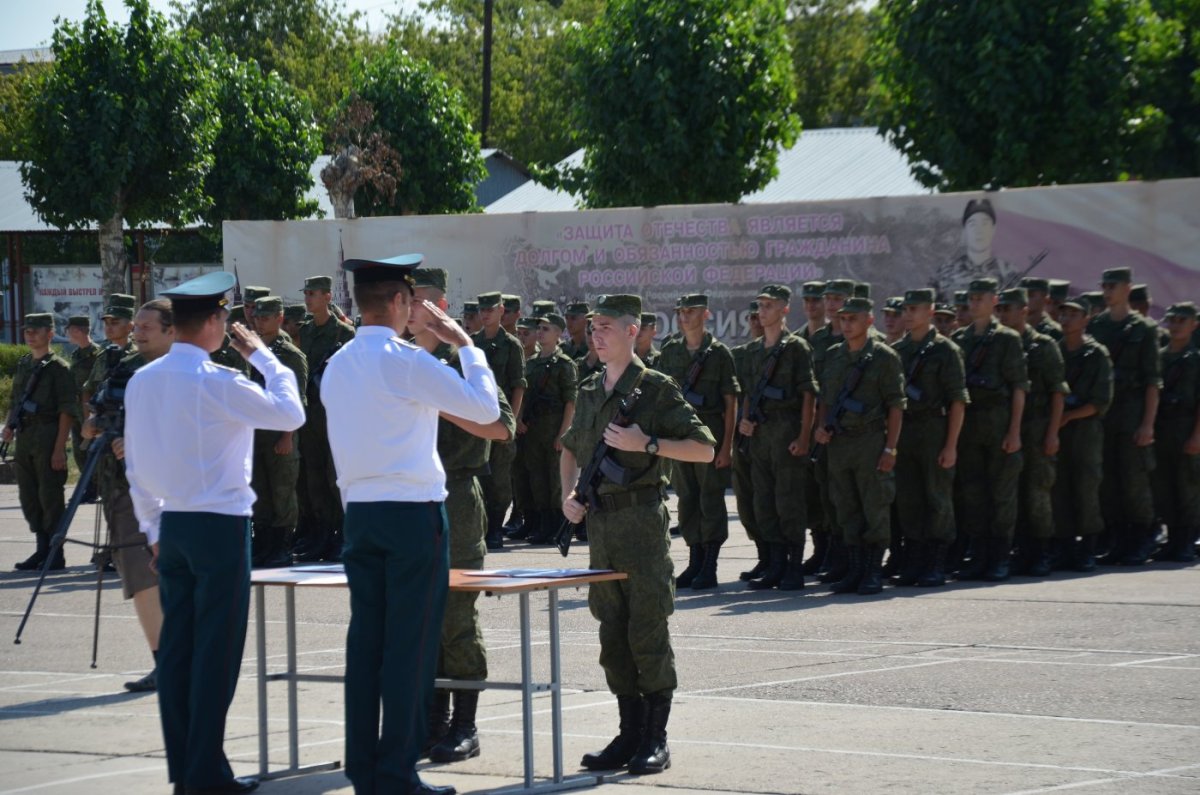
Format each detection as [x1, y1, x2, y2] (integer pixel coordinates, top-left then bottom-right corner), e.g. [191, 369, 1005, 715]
[88, 345, 135, 436]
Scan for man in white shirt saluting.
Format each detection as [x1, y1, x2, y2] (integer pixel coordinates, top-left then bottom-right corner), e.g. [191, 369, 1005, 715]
[321, 254, 500, 795]
[124, 271, 305, 795]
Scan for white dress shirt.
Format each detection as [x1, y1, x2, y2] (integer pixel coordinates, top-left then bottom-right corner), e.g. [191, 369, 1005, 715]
[124, 342, 306, 544]
[321, 325, 500, 504]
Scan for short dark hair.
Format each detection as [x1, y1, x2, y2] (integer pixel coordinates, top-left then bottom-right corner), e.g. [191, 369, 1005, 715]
[173, 305, 226, 335]
[354, 280, 411, 315]
[140, 298, 173, 329]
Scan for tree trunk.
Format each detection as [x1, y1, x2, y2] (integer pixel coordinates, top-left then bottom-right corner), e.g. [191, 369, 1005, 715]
[321, 146, 361, 220]
[98, 209, 128, 300]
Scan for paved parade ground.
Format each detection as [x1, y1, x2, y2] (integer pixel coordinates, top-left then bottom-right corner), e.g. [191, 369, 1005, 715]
[0, 483, 1197, 795]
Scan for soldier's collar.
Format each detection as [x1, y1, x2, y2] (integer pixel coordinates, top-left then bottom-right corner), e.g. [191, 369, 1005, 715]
[611, 356, 647, 396]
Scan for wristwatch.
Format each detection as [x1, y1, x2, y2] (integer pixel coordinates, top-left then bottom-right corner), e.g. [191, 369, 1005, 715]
[645, 435, 659, 455]
[883, 446, 898, 456]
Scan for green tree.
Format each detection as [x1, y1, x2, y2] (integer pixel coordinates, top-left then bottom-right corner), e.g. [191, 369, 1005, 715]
[0, 61, 50, 161]
[348, 46, 486, 215]
[1128, 0, 1200, 178]
[203, 51, 322, 224]
[21, 0, 218, 298]
[873, 0, 1178, 191]
[787, 0, 878, 128]
[549, 0, 801, 208]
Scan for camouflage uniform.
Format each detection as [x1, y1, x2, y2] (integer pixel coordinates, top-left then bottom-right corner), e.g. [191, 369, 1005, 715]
[1034, 315, 1064, 341]
[807, 325, 844, 570]
[250, 335, 307, 562]
[729, 340, 759, 558]
[472, 327, 527, 542]
[518, 348, 578, 540]
[575, 354, 603, 383]
[1152, 340, 1200, 560]
[210, 334, 249, 375]
[69, 341, 101, 473]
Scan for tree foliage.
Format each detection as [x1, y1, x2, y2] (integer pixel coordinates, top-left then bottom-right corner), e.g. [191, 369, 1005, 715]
[203, 51, 322, 224]
[787, 0, 879, 129]
[348, 46, 486, 215]
[0, 62, 49, 161]
[873, 0, 1180, 191]
[1127, 0, 1200, 178]
[549, 0, 801, 208]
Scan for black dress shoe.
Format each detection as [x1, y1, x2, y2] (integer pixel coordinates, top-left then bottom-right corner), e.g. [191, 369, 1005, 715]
[124, 668, 157, 693]
[185, 776, 258, 794]
[409, 777, 456, 795]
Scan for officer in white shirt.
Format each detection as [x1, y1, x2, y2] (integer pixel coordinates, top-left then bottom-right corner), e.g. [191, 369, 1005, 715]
[124, 272, 305, 795]
[322, 254, 500, 795]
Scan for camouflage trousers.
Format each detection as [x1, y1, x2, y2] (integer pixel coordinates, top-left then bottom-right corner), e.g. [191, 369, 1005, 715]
[251, 430, 299, 529]
[1053, 417, 1105, 539]
[14, 422, 66, 536]
[957, 405, 1022, 544]
[731, 444, 757, 542]
[827, 426, 894, 547]
[1018, 417, 1057, 542]
[439, 473, 488, 681]
[747, 414, 809, 547]
[895, 412, 955, 543]
[1152, 416, 1200, 530]
[480, 439, 516, 520]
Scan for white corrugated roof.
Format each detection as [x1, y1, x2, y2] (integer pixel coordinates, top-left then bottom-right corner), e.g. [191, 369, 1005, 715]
[485, 127, 930, 213]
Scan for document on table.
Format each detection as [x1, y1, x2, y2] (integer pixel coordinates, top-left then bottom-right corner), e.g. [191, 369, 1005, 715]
[466, 568, 614, 578]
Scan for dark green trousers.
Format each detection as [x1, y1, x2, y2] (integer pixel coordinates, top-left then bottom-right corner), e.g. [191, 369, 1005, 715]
[440, 476, 487, 681]
[14, 422, 67, 537]
[731, 445, 758, 542]
[672, 457, 730, 546]
[828, 429, 894, 547]
[1053, 418, 1105, 539]
[748, 415, 809, 546]
[156, 512, 250, 790]
[957, 405, 1023, 544]
[480, 440, 516, 519]
[1152, 416, 1200, 529]
[1019, 418, 1057, 541]
[300, 401, 343, 533]
[895, 413, 956, 543]
[343, 501, 449, 795]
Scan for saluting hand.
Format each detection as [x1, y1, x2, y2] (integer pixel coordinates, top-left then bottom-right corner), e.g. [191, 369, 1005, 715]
[230, 322, 267, 358]
[417, 300, 472, 348]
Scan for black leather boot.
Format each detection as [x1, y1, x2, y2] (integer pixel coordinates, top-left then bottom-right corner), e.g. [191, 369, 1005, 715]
[581, 694, 644, 771]
[250, 521, 269, 568]
[882, 526, 903, 578]
[628, 692, 671, 775]
[502, 509, 524, 534]
[1098, 525, 1128, 565]
[690, 542, 722, 590]
[984, 538, 1011, 582]
[505, 512, 529, 540]
[956, 540, 989, 580]
[802, 530, 828, 575]
[292, 524, 330, 563]
[857, 545, 885, 595]
[893, 540, 925, 586]
[747, 544, 786, 590]
[260, 528, 294, 569]
[1121, 524, 1158, 566]
[528, 511, 559, 545]
[1026, 539, 1051, 577]
[777, 544, 806, 591]
[14, 532, 50, 571]
[739, 542, 769, 581]
[1074, 535, 1098, 572]
[675, 544, 704, 589]
[818, 536, 847, 583]
[422, 690, 452, 759]
[828, 545, 863, 594]
[430, 690, 481, 763]
[916, 542, 947, 587]
[485, 511, 505, 551]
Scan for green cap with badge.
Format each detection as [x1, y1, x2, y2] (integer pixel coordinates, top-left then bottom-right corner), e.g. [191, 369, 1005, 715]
[823, 279, 854, 297]
[1058, 295, 1088, 312]
[676, 293, 708, 309]
[640, 312, 658, 326]
[801, 281, 826, 299]
[757, 284, 792, 302]
[1081, 291, 1105, 310]
[1164, 302, 1197, 319]
[243, 286, 270, 303]
[954, 290, 969, 307]
[933, 303, 956, 317]
[853, 282, 872, 299]
[883, 296, 903, 313]
[1100, 267, 1132, 284]
[303, 275, 333, 292]
[565, 301, 590, 316]
[412, 267, 448, 292]
[23, 313, 54, 329]
[1020, 277, 1050, 293]
[1049, 279, 1071, 301]
[502, 294, 521, 312]
[593, 294, 642, 319]
[904, 288, 936, 306]
[477, 291, 502, 309]
[516, 316, 539, 330]
[283, 304, 307, 322]
[996, 288, 1028, 306]
[531, 300, 557, 318]
[1129, 283, 1150, 303]
[837, 297, 873, 314]
[540, 313, 567, 330]
[463, 301, 479, 314]
[253, 296, 284, 316]
[109, 293, 136, 308]
[67, 315, 90, 328]
[968, 278, 999, 295]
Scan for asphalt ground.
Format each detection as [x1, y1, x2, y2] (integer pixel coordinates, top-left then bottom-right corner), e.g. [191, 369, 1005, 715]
[0, 484, 1197, 795]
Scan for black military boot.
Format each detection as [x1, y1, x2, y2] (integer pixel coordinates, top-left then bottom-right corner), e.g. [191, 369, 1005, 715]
[422, 690, 452, 759]
[528, 512, 561, 545]
[690, 542, 722, 590]
[1074, 535, 1098, 572]
[504, 512, 529, 540]
[628, 692, 671, 775]
[1098, 525, 1129, 566]
[747, 544, 786, 590]
[1175, 527, 1198, 563]
[956, 540, 990, 580]
[984, 538, 1011, 582]
[485, 511, 505, 551]
[739, 542, 769, 581]
[675, 544, 704, 589]
[260, 528, 294, 569]
[802, 530, 828, 575]
[857, 545, 886, 595]
[324, 526, 344, 562]
[581, 694, 644, 771]
[292, 525, 330, 563]
[777, 544, 806, 591]
[828, 545, 863, 594]
[916, 542, 948, 587]
[250, 521, 269, 568]
[818, 536, 847, 583]
[430, 690, 481, 763]
[512, 510, 538, 542]
[45, 536, 66, 571]
[1026, 539, 1051, 577]
[502, 509, 524, 534]
[14, 532, 50, 572]
[1121, 524, 1158, 566]
[882, 526, 903, 578]
[893, 540, 925, 587]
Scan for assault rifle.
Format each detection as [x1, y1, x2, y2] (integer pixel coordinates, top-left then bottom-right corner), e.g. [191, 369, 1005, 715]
[736, 338, 789, 455]
[679, 344, 713, 408]
[1, 358, 54, 460]
[1001, 248, 1050, 291]
[809, 353, 874, 464]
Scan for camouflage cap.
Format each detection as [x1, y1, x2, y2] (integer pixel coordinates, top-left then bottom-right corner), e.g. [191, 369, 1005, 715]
[1164, 302, 1197, 319]
[66, 315, 90, 328]
[933, 303, 956, 317]
[516, 316, 540, 330]
[243, 286, 271, 303]
[1058, 296, 1088, 313]
[963, 198, 996, 225]
[531, 300, 558, 318]
[1129, 283, 1150, 303]
[540, 313, 567, 331]
[801, 281, 826, 299]
[1081, 291, 1106, 309]
[954, 290, 969, 307]
[640, 312, 658, 326]
[883, 296, 904, 313]
[411, 267, 448, 292]
[968, 278, 999, 295]
[303, 275, 333, 292]
[853, 282, 872, 299]
[757, 284, 792, 302]
[903, 288, 936, 306]
[837, 297, 873, 314]
[565, 301, 590, 316]
[477, 291, 502, 309]
[594, 294, 642, 319]
[108, 293, 137, 309]
[502, 294, 522, 312]
[253, 296, 284, 316]
[23, 313, 54, 329]
[676, 293, 708, 309]
[823, 279, 855, 297]
[1019, 277, 1050, 293]
[462, 301, 479, 314]
[228, 304, 243, 317]
[101, 303, 134, 320]
[283, 304, 307, 322]
[1100, 267, 1133, 284]
[996, 287, 1028, 306]
[1048, 279, 1071, 301]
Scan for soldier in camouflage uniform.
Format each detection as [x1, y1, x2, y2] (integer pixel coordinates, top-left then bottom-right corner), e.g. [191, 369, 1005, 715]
[997, 288, 1068, 577]
[65, 315, 101, 494]
[881, 297, 905, 345]
[506, 317, 540, 539]
[810, 279, 853, 583]
[657, 294, 739, 589]
[795, 283, 830, 573]
[954, 290, 971, 330]
[282, 303, 307, 346]
[501, 294, 522, 335]
[1021, 278, 1064, 340]
[892, 289, 967, 588]
[814, 298, 905, 595]
[932, 303, 958, 338]
[952, 278, 1029, 581]
[82, 295, 136, 405]
[242, 286, 270, 324]
[1047, 280, 1072, 323]
[1087, 267, 1161, 565]
[731, 301, 765, 580]
[515, 316, 539, 360]
[561, 294, 715, 776]
[575, 316, 603, 382]
[474, 291, 526, 549]
[1053, 297, 1113, 571]
[1130, 284, 1171, 348]
[1151, 303, 1200, 562]
[563, 302, 591, 359]
[296, 275, 356, 561]
[635, 312, 661, 369]
[738, 285, 817, 591]
[249, 297, 308, 568]
[931, 199, 1017, 302]
[462, 300, 482, 335]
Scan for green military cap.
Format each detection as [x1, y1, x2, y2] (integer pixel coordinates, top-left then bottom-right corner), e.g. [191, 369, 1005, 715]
[23, 313, 54, 329]
[1048, 279, 1071, 301]
[67, 315, 90, 328]
[411, 267, 448, 292]
[540, 313, 567, 330]
[801, 281, 826, 299]
[1100, 266, 1133, 284]
[676, 293, 708, 308]
[502, 294, 522, 312]
[1164, 302, 1197, 319]
[462, 301, 479, 314]
[477, 291, 502, 309]
[996, 287, 1028, 306]
[101, 303, 134, 320]
[837, 297, 873, 314]
[1081, 291, 1105, 309]
[823, 279, 855, 296]
[968, 278, 999, 294]
[1129, 283, 1149, 303]
[252, 296, 284, 316]
[1058, 296, 1088, 313]
[283, 304, 307, 322]
[853, 282, 872, 299]
[594, 294, 642, 319]
[748, 300, 760, 314]
[640, 312, 658, 325]
[531, 300, 557, 317]
[243, 285, 271, 303]
[903, 288, 936, 306]
[565, 301, 590, 316]
[516, 316, 540, 330]
[109, 293, 137, 309]
[303, 275, 333, 292]
[963, 197, 996, 225]
[933, 303, 956, 317]
[954, 290, 969, 307]
[883, 296, 904, 313]
[757, 284, 792, 302]
[1020, 277, 1050, 293]
[228, 304, 243, 318]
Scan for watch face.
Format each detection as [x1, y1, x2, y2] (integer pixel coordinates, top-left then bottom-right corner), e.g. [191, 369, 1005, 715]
[646, 441, 659, 454]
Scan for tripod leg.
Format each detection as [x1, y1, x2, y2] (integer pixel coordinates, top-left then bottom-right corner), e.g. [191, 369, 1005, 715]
[90, 502, 108, 669]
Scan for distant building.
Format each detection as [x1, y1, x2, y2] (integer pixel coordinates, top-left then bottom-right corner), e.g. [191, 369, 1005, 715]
[0, 48, 53, 75]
